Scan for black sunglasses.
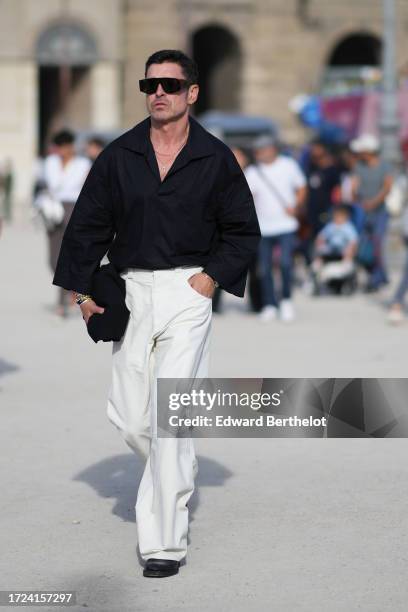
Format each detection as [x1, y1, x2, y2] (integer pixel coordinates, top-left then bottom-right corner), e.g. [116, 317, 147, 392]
[139, 77, 189, 95]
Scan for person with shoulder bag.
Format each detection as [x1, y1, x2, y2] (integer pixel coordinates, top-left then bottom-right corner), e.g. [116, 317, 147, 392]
[244, 135, 307, 322]
[37, 129, 91, 316]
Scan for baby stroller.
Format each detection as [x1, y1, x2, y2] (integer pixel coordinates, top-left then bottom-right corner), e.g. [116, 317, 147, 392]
[312, 253, 357, 295]
[311, 203, 362, 296]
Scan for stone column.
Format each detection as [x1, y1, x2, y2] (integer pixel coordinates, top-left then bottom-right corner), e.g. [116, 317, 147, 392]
[0, 60, 37, 222]
[380, 0, 402, 170]
[90, 61, 121, 130]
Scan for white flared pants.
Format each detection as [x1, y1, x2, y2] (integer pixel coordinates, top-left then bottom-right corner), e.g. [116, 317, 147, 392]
[107, 265, 212, 561]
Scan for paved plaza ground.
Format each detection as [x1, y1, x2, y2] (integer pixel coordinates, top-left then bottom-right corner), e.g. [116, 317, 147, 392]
[1, 221, 408, 611]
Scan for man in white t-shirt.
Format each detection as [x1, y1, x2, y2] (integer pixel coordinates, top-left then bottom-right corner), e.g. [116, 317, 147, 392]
[245, 135, 307, 322]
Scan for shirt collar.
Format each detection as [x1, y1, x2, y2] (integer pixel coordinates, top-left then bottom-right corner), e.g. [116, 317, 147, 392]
[118, 114, 216, 160]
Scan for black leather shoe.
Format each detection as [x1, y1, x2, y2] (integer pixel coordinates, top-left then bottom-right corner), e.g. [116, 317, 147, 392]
[143, 558, 180, 578]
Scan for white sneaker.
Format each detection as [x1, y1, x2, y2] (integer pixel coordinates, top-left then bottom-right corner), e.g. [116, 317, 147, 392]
[258, 305, 278, 322]
[387, 305, 404, 325]
[279, 299, 295, 322]
[302, 279, 315, 296]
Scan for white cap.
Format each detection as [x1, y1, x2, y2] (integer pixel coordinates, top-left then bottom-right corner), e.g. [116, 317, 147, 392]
[350, 134, 380, 153]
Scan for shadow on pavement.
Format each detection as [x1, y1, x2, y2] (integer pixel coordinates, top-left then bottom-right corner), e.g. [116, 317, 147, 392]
[72, 453, 233, 524]
[0, 356, 19, 378]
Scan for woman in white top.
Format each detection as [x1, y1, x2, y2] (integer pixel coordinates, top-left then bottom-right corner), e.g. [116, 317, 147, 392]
[43, 129, 91, 316]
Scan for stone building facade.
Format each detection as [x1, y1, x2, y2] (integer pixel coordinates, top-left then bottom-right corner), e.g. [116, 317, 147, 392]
[1, 0, 408, 218]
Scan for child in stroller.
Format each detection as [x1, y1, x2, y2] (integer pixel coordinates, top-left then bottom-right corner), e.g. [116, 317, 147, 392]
[311, 204, 359, 295]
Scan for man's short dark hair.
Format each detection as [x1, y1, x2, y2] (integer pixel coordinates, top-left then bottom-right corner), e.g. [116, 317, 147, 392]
[145, 49, 199, 85]
[310, 139, 328, 151]
[334, 203, 352, 217]
[87, 136, 106, 149]
[52, 129, 75, 146]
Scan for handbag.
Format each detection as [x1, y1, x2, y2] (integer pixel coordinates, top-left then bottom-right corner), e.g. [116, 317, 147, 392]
[34, 190, 65, 231]
[385, 174, 407, 217]
[86, 262, 130, 343]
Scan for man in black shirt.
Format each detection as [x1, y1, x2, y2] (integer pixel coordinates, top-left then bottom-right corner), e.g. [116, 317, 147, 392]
[306, 141, 341, 240]
[53, 49, 260, 578]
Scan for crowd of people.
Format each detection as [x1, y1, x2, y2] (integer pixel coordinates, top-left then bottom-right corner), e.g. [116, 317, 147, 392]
[220, 132, 408, 325]
[34, 126, 408, 324]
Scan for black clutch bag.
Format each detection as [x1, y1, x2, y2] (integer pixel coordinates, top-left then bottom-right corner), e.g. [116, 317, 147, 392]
[86, 262, 130, 343]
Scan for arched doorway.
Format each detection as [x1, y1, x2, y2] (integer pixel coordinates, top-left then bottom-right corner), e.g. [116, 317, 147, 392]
[36, 22, 98, 154]
[328, 33, 382, 67]
[191, 24, 242, 116]
[322, 32, 382, 96]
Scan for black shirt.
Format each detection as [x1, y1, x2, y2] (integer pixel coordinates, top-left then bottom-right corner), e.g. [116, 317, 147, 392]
[53, 114, 261, 298]
[306, 164, 341, 232]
